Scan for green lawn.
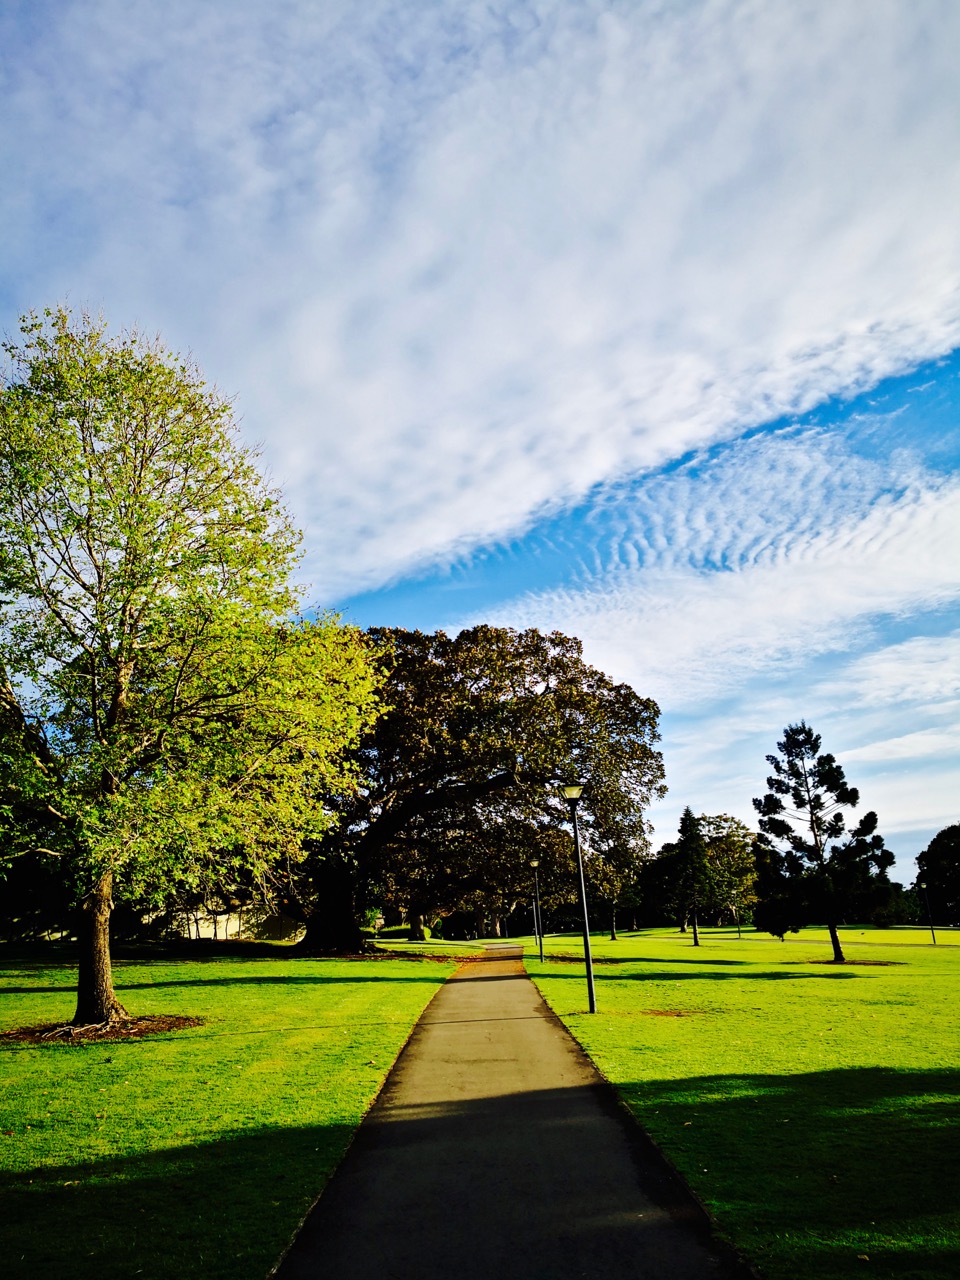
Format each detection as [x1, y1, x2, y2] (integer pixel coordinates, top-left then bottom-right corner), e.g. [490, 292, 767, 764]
[376, 937, 488, 957]
[0, 946, 455, 1280]
[527, 925, 960, 1280]
[6, 929, 956, 1280]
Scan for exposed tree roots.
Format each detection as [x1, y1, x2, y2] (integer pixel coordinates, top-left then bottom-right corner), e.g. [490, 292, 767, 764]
[1, 1014, 203, 1045]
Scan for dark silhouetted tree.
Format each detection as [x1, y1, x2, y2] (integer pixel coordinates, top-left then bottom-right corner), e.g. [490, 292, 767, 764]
[915, 824, 960, 924]
[753, 721, 893, 961]
[671, 807, 712, 945]
[278, 625, 665, 950]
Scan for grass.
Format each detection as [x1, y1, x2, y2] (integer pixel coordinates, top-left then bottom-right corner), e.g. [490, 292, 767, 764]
[6, 927, 956, 1280]
[525, 925, 960, 1280]
[376, 937, 488, 957]
[0, 944, 455, 1280]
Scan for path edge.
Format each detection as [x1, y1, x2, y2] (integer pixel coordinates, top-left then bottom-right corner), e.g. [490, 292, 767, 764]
[267, 958, 473, 1279]
[526, 964, 762, 1280]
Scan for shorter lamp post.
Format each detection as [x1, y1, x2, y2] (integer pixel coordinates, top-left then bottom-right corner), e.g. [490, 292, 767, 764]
[530, 858, 544, 963]
[562, 784, 596, 1014]
[917, 880, 937, 945]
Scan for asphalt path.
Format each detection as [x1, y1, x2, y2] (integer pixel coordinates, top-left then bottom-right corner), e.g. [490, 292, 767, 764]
[273, 944, 748, 1279]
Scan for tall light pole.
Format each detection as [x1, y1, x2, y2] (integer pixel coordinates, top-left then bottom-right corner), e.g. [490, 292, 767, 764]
[562, 784, 596, 1014]
[530, 858, 544, 963]
[918, 880, 937, 945]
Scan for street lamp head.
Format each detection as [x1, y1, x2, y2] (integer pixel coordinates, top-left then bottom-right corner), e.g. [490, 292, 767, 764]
[918, 880, 926, 890]
[529, 858, 540, 869]
[561, 784, 584, 801]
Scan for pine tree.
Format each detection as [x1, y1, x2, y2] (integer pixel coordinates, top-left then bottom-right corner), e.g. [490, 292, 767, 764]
[673, 807, 712, 946]
[752, 721, 893, 961]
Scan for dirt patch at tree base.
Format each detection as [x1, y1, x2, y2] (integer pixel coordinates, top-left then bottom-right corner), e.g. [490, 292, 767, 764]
[0, 1014, 204, 1045]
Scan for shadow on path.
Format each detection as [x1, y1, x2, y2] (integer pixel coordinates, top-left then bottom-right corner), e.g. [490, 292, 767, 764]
[273, 956, 750, 1280]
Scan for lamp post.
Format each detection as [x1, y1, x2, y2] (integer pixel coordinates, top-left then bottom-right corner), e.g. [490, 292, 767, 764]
[562, 784, 596, 1014]
[917, 880, 937, 945]
[530, 858, 544, 963]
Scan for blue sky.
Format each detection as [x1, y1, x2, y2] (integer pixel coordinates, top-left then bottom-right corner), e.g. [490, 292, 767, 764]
[3, 1, 959, 880]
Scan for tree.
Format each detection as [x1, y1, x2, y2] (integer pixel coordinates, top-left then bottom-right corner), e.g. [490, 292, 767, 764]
[752, 721, 894, 961]
[699, 813, 757, 934]
[0, 308, 381, 1024]
[669, 808, 712, 945]
[915, 824, 960, 924]
[278, 625, 666, 949]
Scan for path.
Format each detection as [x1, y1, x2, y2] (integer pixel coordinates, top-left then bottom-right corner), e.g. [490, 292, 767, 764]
[273, 945, 747, 1279]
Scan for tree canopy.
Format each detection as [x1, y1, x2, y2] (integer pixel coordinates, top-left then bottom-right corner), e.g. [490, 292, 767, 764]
[699, 813, 757, 931]
[277, 625, 666, 949]
[752, 721, 893, 961]
[646, 812, 756, 932]
[671, 807, 711, 945]
[0, 308, 381, 1021]
[915, 824, 960, 925]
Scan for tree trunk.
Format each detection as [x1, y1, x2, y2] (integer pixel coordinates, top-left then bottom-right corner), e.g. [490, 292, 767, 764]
[691, 907, 700, 947]
[408, 912, 426, 942]
[299, 907, 364, 954]
[827, 921, 845, 963]
[73, 872, 127, 1025]
[296, 858, 364, 954]
[610, 903, 618, 941]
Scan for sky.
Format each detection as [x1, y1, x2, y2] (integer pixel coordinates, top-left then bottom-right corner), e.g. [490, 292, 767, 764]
[2, 1, 959, 882]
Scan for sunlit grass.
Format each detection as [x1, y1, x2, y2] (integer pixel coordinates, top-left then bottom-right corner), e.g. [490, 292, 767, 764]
[0, 947, 454, 1280]
[527, 926, 960, 1280]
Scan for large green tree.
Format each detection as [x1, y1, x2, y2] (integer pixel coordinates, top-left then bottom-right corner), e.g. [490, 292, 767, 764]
[278, 625, 666, 949]
[654, 812, 757, 935]
[0, 308, 380, 1023]
[699, 813, 757, 933]
[752, 721, 893, 961]
[915, 824, 960, 925]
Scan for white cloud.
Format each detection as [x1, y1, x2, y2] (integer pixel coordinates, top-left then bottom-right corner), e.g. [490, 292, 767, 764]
[471, 430, 960, 873]
[824, 634, 960, 712]
[487, 438, 960, 710]
[840, 727, 960, 764]
[3, 2, 960, 597]
[3, 1, 957, 881]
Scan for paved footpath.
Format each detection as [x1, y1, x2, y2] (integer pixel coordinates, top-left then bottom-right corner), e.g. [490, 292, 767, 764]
[273, 945, 748, 1279]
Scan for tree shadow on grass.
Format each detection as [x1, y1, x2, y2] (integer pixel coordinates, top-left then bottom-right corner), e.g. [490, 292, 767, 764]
[4, 1063, 956, 1280]
[112, 972, 447, 992]
[540, 967, 861, 982]
[591, 955, 751, 967]
[618, 1065, 960, 1280]
[0, 1122, 355, 1280]
[1, 973, 449, 997]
